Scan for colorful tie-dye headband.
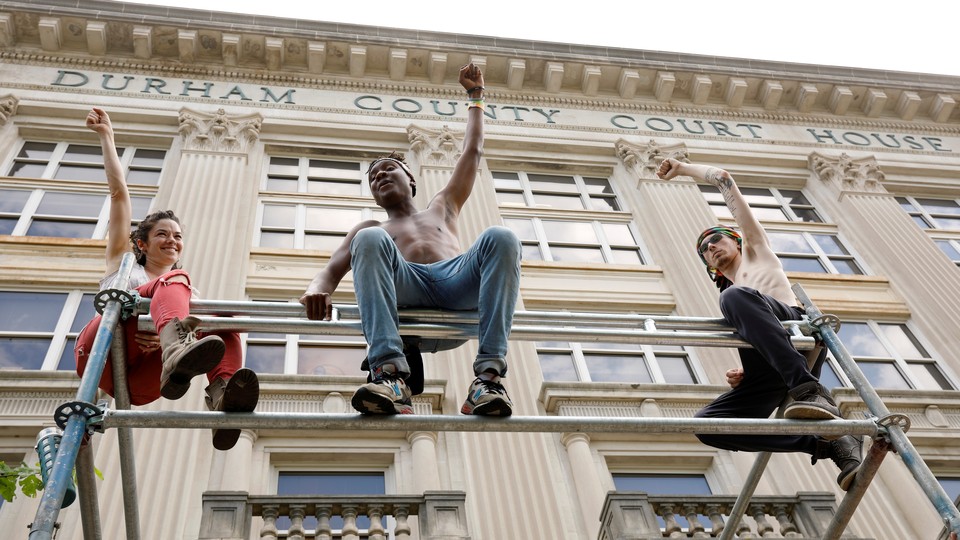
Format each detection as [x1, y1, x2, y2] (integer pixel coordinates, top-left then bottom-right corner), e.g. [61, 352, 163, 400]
[367, 157, 416, 196]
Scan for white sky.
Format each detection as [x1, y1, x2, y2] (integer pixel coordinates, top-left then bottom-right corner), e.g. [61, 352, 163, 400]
[117, 0, 958, 77]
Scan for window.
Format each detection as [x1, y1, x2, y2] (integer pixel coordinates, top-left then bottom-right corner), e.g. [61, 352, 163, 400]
[819, 321, 953, 391]
[494, 171, 621, 211]
[264, 157, 367, 196]
[0, 291, 96, 371]
[938, 476, 960, 504]
[898, 196, 960, 230]
[935, 239, 960, 266]
[276, 472, 386, 533]
[700, 185, 823, 223]
[1, 141, 164, 239]
[503, 217, 646, 265]
[245, 332, 367, 376]
[767, 231, 863, 274]
[257, 203, 386, 251]
[613, 473, 713, 531]
[538, 341, 700, 384]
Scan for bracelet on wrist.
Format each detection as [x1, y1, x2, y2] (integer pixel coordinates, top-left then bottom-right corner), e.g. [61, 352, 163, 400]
[466, 85, 484, 96]
[467, 100, 485, 110]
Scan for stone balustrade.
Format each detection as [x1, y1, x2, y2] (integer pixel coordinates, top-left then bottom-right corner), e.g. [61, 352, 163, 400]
[599, 491, 869, 539]
[198, 490, 470, 540]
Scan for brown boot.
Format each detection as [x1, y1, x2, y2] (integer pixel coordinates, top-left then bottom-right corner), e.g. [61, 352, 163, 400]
[159, 316, 225, 400]
[205, 368, 259, 451]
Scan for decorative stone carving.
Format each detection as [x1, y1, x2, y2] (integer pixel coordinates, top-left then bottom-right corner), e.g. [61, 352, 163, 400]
[0, 94, 18, 124]
[178, 107, 262, 153]
[615, 138, 689, 181]
[809, 152, 886, 193]
[407, 124, 462, 167]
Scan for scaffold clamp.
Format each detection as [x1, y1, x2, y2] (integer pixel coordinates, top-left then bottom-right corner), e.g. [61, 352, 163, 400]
[53, 401, 103, 435]
[93, 288, 138, 319]
[810, 313, 841, 333]
[875, 412, 911, 437]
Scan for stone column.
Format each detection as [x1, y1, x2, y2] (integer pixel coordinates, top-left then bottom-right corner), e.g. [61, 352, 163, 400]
[561, 433, 605, 537]
[215, 430, 258, 491]
[807, 152, 960, 364]
[169, 107, 263, 299]
[408, 431, 441, 492]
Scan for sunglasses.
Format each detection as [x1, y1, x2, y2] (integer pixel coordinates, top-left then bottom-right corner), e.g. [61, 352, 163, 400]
[698, 233, 725, 255]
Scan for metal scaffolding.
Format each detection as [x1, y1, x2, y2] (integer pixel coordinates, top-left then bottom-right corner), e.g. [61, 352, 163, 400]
[26, 252, 960, 539]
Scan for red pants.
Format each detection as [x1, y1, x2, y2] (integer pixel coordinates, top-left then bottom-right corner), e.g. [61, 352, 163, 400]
[75, 270, 242, 406]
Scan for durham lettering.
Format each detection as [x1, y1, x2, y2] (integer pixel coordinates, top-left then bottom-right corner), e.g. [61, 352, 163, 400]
[806, 129, 841, 145]
[709, 122, 741, 138]
[220, 86, 252, 101]
[922, 137, 950, 152]
[101, 74, 134, 91]
[430, 100, 458, 116]
[181, 81, 214, 98]
[392, 98, 422, 114]
[355, 95, 382, 110]
[903, 136, 924, 150]
[260, 88, 296, 104]
[51, 70, 89, 87]
[141, 78, 171, 95]
[737, 124, 764, 138]
[500, 106, 530, 122]
[610, 115, 638, 129]
[644, 118, 673, 132]
[677, 119, 705, 134]
[532, 108, 559, 124]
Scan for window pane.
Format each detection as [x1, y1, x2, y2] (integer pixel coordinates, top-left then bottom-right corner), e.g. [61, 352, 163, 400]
[533, 193, 585, 210]
[17, 142, 56, 160]
[0, 189, 31, 212]
[917, 198, 960, 215]
[938, 477, 960, 503]
[61, 144, 102, 162]
[613, 474, 710, 494]
[37, 192, 105, 217]
[58, 337, 77, 371]
[0, 338, 48, 369]
[601, 223, 636, 246]
[610, 249, 643, 265]
[278, 472, 384, 531]
[53, 164, 107, 182]
[908, 362, 953, 390]
[934, 216, 960, 230]
[658, 355, 696, 384]
[503, 218, 536, 242]
[130, 197, 153, 220]
[527, 174, 578, 193]
[585, 354, 651, 383]
[550, 246, 605, 263]
[752, 207, 789, 221]
[307, 179, 361, 196]
[521, 243, 543, 261]
[936, 240, 960, 260]
[9, 162, 49, 178]
[259, 232, 295, 249]
[0, 218, 16, 235]
[262, 205, 296, 228]
[831, 258, 863, 275]
[813, 235, 850, 256]
[792, 208, 823, 223]
[710, 205, 733, 219]
[126, 169, 161, 186]
[131, 149, 166, 168]
[819, 362, 843, 390]
[495, 191, 526, 205]
[308, 159, 360, 174]
[877, 324, 926, 358]
[538, 353, 578, 382]
[837, 323, 887, 357]
[70, 294, 98, 332]
[245, 343, 285, 373]
[304, 234, 345, 252]
[588, 196, 620, 211]
[858, 361, 911, 389]
[298, 346, 365, 376]
[265, 178, 299, 192]
[304, 207, 361, 232]
[0, 292, 67, 331]
[740, 187, 778, 206]
[543, 221, 597, 244]
[768, 232, 814, 253]
[698, 185, 724, 203]
[582, 177, 615, 195]
[779, 256, 827, 273]
[779, 190, 811, 206]
[268, 157, 300, 176]
[911, 215, 932, 228]
[27, 220, 97, 239]
[492, 171, 520, 181]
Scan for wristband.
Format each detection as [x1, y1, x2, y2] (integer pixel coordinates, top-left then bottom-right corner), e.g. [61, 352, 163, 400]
[467, 100, 485, 110]
[466, 86, 484, 95]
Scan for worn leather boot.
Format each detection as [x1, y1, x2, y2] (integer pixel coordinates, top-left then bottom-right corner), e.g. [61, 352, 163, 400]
[205, 368, 259, 451]
[828, 435, 863, 491]
[783, 381, 841, 421]
[159, 316, 225, 400]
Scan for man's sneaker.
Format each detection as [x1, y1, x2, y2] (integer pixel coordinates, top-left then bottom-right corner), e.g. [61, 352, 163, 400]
[461, 377, 513, 417]
[830, 435, 863, 491]
[351, 366, 413, 415]
[784, 381, 841, 421]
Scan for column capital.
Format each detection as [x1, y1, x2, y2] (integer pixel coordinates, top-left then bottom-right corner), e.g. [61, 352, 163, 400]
[178, 107, 262, 153]
[407, 430, 439, 445]
[615, 138, 688, 182]
[407, 124, 462, 168]
[560, 432, 591, 448]
[0, 94, 18, 124]
[809, 151, 887, 195]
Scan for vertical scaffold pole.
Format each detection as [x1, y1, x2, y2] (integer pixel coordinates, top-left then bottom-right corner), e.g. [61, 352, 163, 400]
[29, 253, 137, 540]
[109, 325, 141, 540]
[793, 284, 960, 536]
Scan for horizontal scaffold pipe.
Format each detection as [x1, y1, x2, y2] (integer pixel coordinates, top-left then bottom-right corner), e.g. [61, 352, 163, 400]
[99, 410, 875, 437]
[135, 303, 817, 350]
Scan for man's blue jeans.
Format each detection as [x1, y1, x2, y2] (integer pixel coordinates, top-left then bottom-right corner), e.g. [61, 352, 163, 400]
[350, 226, 521, 377]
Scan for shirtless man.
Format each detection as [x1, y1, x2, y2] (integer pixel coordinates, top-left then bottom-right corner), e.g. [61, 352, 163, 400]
[300, 63, 521, 417]
[657, 158, 863, 491]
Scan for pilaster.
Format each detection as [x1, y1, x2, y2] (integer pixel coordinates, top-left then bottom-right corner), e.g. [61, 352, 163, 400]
[561, 432, 605, 538]
[171, 107, 263, 299]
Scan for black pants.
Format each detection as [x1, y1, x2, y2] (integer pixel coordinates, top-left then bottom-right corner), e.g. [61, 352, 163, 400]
[695, 286, 825, 455]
